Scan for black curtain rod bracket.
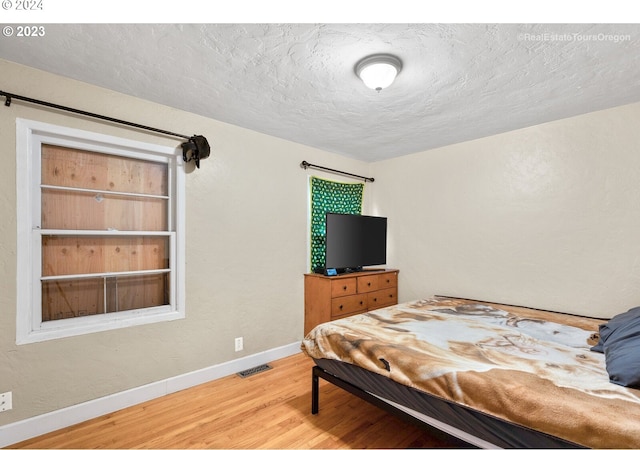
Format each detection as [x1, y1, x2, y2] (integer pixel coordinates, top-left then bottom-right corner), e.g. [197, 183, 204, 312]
[300, 160, 374, 183]
[1, 89, 211, 169]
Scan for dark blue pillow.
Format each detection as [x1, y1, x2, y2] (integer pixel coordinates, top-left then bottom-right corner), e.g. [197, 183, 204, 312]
[591, 306, 640, 353]
[602, 316, 640, 388]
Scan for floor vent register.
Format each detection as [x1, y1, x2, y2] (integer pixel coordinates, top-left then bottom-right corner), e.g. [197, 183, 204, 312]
[236, 363, 273, 378]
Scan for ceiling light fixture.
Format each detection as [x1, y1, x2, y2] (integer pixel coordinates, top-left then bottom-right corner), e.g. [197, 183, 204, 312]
[355, 54, 402, 92]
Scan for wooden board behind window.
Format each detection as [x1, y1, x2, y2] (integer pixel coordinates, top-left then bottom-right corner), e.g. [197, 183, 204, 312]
[42, 274, 168, 321]
[42, 278, 104, 321]
[40, 144, 170, 321]
[42, 190, 167, 231]
[41, 144, 168, 232]
[42, 236, 169, 276]
[41, 145, 167, 195]
[112, 274, 169, 312]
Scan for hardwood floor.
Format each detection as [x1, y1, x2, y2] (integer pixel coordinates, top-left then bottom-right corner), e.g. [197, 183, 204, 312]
[11, 353, 467, 449]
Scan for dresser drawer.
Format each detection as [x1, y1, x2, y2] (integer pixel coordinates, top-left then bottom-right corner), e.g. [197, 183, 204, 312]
[367, 287, 397, 310]
[331, 294, 366, 317]
[377, 272, 397, 289]
[357, 274, 379, 293]
[331, 278, 357, 298]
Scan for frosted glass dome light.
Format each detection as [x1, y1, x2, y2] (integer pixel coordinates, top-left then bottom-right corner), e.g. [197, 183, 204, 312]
[355, 54, 402, 91]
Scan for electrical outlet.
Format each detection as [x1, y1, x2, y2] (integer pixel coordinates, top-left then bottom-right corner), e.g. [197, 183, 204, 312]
[0, 392, 12, 412]
[235, 337, 243, 352]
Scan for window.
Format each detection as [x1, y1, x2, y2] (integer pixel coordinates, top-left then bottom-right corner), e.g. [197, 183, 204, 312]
[309, 176, 363, 271]
[16, 119, 185, 344]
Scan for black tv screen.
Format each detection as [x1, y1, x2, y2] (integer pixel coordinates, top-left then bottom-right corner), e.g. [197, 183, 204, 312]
[324, 213, 387, 272]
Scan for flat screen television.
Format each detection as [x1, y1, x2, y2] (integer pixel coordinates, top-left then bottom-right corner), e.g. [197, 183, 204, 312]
[322, 213, 387, 273]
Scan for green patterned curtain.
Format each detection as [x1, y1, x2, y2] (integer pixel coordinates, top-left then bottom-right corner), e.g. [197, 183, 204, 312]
[310, 176, 364, 271]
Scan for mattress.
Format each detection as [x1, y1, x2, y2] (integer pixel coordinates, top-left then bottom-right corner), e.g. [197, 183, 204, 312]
[301, 296, 640, 448]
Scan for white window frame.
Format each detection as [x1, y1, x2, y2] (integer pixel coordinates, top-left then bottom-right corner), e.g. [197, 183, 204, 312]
[16, 119, 186, 344]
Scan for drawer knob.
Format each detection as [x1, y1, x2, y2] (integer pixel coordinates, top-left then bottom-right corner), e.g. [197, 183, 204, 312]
[367, 282, 371, 286]
[389, 294, 393, 298]
[386, 279, 390, 283]
[342, 285, 347, 290]
[373, 298, 377, 302]
[339, 305, 343, 310]
[359, 301, 363, 305]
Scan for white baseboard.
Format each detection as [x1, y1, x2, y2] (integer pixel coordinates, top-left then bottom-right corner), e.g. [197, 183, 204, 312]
[0, 341, 302, 448]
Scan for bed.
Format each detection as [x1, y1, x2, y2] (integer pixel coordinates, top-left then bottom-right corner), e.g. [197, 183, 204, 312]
[301, 296, 640, 448]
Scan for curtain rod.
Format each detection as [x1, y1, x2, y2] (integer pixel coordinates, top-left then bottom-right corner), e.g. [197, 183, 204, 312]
[1, 89, 213, 169]
[1, 89, 191, 140]
[300, 160, 375, 182]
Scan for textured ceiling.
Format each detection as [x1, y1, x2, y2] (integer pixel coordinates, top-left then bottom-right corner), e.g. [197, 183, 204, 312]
[1, 23, 640, 161]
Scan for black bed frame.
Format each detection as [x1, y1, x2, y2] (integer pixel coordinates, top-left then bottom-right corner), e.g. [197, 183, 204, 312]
[311, 365, 474, 448]
[311, 362, 585, 449]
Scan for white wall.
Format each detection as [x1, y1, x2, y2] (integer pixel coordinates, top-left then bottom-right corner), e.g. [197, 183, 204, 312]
[0, 59, 370, 427]
[372, 102, 640, 318]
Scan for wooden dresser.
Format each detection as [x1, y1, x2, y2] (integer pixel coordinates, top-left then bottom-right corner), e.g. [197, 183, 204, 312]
[304, 269, 399, 335]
